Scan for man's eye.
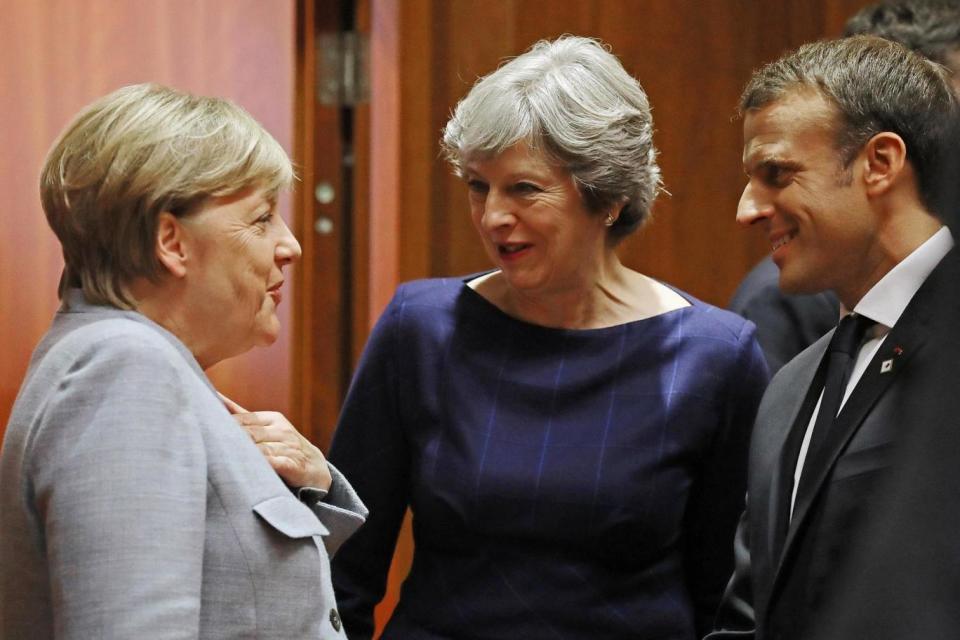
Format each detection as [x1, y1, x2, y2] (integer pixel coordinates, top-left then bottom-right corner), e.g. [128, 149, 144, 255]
[254, 212, 273, 226]
[763, 166, 791, 187]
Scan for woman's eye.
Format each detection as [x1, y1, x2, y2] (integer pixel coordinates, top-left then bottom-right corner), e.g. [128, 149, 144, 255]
[467, 180, 488, 194]
[254, 212, 273, 226]
[513, 182, 540, 194]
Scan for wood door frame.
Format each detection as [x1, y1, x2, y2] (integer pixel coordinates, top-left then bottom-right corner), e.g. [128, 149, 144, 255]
[292, 0, 358, 449]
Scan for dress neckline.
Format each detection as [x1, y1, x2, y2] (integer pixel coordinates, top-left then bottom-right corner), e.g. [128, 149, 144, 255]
[458, 273, 696, 336]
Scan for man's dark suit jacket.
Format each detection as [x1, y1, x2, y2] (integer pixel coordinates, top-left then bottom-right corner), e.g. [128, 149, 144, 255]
[810, 253, 960, 640]
[709, 248, 960, 640]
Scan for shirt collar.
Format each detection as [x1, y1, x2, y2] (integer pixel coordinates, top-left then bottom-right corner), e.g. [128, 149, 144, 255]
[853, 226, 954, 329]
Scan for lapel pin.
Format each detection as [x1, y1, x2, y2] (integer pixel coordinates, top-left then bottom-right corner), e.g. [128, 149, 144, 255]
[881, 359, 894, 373]
[893, 345, 904, 356]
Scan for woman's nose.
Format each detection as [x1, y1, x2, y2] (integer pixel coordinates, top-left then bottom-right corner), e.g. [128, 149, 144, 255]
[481, 190, 516, 230]
[276, 218, 302, 264]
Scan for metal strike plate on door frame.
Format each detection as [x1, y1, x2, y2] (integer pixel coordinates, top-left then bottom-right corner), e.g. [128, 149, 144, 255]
[317, 31, 370, 106]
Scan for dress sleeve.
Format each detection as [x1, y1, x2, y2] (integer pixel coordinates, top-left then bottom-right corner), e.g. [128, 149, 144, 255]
[28, 331, 207, 639]
[328, 291, 411, 640]
[682, 320, 768, 637]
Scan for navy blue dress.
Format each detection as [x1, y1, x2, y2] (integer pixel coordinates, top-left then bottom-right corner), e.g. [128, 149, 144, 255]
[330, 276, 768, 640]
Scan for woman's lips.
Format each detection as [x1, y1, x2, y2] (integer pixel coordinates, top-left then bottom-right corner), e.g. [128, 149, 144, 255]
[497, 243, 533, 261]
[268, 282, 284, 305]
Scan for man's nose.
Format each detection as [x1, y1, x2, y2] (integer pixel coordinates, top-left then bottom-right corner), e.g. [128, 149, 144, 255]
[736, 182, 773, 227]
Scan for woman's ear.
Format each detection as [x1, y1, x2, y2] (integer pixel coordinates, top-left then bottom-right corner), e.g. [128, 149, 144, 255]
[156, 212, 188, 278]
[606, 197, 629, 225]
[862, 132, 907, 197]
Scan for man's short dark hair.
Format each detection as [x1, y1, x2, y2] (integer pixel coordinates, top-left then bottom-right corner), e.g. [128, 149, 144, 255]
[740, 36, 959, 218]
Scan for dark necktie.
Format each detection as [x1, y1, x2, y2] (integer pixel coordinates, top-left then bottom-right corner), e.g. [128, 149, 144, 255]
[796, 313, 876, 495]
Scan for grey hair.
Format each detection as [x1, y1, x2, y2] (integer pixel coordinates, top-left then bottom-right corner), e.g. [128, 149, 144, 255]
[740, 36, 959, 217]
[441, 35, 661, 242]
[40, 83, 294, 309]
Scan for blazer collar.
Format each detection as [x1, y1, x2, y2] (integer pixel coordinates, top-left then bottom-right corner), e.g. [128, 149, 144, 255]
[59, 288, 216, 395]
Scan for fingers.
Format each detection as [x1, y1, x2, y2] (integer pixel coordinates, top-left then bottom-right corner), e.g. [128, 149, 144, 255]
[264, 455, 298, 476]
[221, 404, 332, 489]
[233, 412, 273, 428]
[218, 392, 248, 415]
[241, 422, 294, 445]
[254, 441, 299, 459]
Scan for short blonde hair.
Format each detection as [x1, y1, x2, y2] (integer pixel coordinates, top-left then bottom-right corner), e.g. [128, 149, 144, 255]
[40, 83, 295, 308]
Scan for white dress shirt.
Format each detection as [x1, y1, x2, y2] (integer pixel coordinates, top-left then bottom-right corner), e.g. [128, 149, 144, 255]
[789, 226, 954, 517]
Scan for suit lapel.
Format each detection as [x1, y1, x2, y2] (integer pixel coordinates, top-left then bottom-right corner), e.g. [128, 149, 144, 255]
[750, 340, 831, 569]
[781, 322, 924, 555]
[765, 340, 828, 566]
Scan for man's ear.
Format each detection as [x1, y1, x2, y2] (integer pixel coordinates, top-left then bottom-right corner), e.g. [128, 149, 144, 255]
[862, 132, 908, 196]
[156, 212, 188, 278]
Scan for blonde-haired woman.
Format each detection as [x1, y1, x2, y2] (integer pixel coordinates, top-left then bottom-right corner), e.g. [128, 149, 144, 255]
[0, 84, 365, 639]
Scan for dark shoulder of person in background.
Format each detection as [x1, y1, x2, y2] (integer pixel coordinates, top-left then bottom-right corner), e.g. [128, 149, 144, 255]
[729, 256, 840, 375]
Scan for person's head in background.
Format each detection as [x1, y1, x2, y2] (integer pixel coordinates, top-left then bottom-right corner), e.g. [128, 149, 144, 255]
[845, 0, 960, 90]
[845, 0, 960, 236]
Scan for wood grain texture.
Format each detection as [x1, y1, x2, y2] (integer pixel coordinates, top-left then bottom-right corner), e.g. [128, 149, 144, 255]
[0, 0, 295, 435]
[292, 0, 354, 450]
[380, 0, 874, 312]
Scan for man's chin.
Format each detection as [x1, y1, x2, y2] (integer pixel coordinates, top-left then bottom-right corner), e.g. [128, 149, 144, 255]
[777, 271, 829, 297]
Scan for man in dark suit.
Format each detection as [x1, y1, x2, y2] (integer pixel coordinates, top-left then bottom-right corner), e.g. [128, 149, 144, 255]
[707, 35, 960, 640]
[729, 1, 960, 375]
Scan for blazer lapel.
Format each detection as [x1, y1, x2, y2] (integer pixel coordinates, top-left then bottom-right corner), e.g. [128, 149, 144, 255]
[783, 322, 924, 549]
[748, 335, 830, 592]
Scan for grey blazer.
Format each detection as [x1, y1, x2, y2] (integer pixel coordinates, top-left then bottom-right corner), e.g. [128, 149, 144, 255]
[0, 290, 368, 639]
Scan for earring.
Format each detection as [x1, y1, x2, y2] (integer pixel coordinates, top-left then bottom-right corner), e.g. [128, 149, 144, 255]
[604, 214, 616, 227]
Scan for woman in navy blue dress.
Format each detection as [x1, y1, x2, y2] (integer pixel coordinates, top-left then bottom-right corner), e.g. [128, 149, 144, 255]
[329, 36, 768, 639]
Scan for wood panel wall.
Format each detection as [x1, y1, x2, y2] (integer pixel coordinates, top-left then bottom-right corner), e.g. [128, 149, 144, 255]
[365, 0, 873, 634]
[0, 1, 296, 438]
[369, 0, 874, 316]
